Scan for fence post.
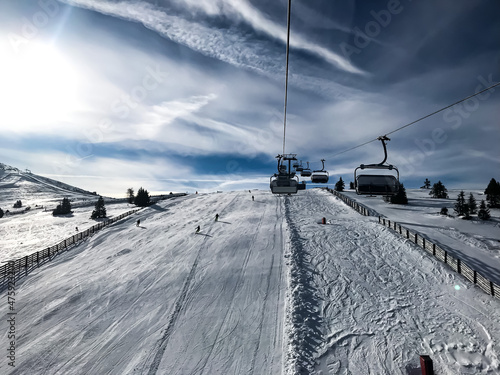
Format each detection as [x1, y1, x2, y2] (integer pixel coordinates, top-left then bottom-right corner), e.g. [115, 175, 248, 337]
[415, 233, 418, 244]
[474, 270, 477, 284]
[25, 256, 28, 269]
[491, 282, 495, 297]
[444, 251, 447, 264]
[433, 243, 436, 256]
[406, 229, 409, 238]
[37, 251, 39, 265]
[457, 259, 461, 274]
[64, 239, 67, 249]
[379, 216, 381, 223]
[422, 238, 426, 249]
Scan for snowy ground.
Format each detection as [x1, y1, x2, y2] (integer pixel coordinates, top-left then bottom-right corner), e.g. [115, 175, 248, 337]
[1, 189, 499, 374]
[339, 188, 500, 285]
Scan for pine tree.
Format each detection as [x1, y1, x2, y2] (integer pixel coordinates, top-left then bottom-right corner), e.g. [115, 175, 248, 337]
[468, 193, 477, 215]
[53, 198, 72, 216]
[127, 187, 135, 204]
[454, 191, 470, 218]
[422, 178, 431, 189]
[91, 196, 107, 219]
[135, 187, 151, 207]
[429, 181, 448, 199]
[13, 200, 22, 208]
[484, 178, 500, 208]
[440, 207, 448, 215]
[390, 183, 408, 204]
[335, 177, 345, 192]
[478, 200, 491, 220]
[349, 181, 355, 190]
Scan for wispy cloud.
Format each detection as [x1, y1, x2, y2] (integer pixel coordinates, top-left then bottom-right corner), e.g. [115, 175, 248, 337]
[57, 0, 365, 75]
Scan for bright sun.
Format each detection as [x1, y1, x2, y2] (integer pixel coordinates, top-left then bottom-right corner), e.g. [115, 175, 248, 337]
[0, 41, 80, 131]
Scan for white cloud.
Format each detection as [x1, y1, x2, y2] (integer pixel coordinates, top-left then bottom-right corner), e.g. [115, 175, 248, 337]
[56, 0, 365, 75]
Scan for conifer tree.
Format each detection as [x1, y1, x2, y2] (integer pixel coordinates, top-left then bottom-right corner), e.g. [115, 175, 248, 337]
[127, 187, 135, 204]
[484, 178, 500, 208]
[478, 200, 491, 220]
[454, 191, 470, 218]
[429, 181, 448, 199]
[468, 193, 477, 215]
[349, 181, 355, 190]
[422, 178, 431, 189]
[135, 187, 151, 207]
[53, 198, 72, 216]
[335, 177, 345, 192]
[390, 183, 408, 204]
[91, 196, 107, 219]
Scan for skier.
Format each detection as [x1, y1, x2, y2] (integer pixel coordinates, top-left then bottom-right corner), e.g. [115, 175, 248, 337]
[136, 219, 140, 227]
[75, 226, 79, 232]
[195, 225, 200, 234]
[252, 196, 254, 201]
[215, 213, 219, 221]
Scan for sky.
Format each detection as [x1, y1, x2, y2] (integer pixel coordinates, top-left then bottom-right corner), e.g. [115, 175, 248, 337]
[0, 0, 499, 197]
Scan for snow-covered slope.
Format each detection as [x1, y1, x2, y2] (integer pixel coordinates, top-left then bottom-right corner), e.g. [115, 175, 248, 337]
[0, 163, 97, 210]
[1, 189, 499, 375]
[340, 188, 500, 285]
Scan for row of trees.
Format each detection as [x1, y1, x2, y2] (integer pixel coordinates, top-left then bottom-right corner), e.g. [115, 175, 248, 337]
[453, 191, 490, 220]
[126, 187, 151, 207]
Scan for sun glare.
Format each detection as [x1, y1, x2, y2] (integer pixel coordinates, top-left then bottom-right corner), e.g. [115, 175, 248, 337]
[0, 41, 80, 131]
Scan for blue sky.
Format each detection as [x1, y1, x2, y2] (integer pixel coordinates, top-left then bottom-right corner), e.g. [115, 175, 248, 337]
[0, 0, 499, 197]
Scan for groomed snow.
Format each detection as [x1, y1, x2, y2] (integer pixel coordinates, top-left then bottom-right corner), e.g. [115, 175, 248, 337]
[1, 189, 499, 374]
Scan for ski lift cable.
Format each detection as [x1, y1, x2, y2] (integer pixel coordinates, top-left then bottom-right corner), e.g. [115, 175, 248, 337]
[282, 0, 291, 155]
[327, 81, 500, 159]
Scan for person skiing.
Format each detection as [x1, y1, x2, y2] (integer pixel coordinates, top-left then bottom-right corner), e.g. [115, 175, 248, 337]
[252, 195, 254, 201]
[136, 219, 140, 227]
[215, 213, 219, 221]
[75, 226, 79, 232]
[195, 225, 200, 233]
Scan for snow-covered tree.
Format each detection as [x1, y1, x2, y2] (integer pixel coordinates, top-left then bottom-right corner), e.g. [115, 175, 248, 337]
[53, 198, 72, 216]
[478, 200, 491, 220]
[335, 177, 345, 192]
[484, 178, 500, 208]
[429, 181, 448, 199]
[91, 196, 107, 219]
[454, 191, 470, 219]
[135, 187, 151, 207]
[390, 183, 408, 204]
[422, 178, 431, 189]
[468, 193, 477, 215]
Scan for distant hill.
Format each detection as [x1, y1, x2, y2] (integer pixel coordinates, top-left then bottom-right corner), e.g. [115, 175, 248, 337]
[0, 162, 99, 209]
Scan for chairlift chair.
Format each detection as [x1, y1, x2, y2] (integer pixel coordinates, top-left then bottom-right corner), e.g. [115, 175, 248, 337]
[300, 162, 312, 177]
[354, 136, 400, 195]
[310, 159, 329, 183]
[295, 160, 304, 172]
[270, 154, 300, 194]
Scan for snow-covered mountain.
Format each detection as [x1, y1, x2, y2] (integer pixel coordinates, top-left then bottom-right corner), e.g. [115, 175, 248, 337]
[0, 162, 98, 210]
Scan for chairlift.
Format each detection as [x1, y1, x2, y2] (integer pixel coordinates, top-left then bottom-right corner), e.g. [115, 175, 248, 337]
[300, 162, 312, 177]
[311, 159, 329, 183]
[354, 135, 400, 195]
[270, 154, 299, 194]
[295, 160, 304, 172]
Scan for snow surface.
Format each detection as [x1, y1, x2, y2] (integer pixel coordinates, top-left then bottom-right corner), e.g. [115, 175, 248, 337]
[340, 188, 500, 285]
[1, 189, 499, 374]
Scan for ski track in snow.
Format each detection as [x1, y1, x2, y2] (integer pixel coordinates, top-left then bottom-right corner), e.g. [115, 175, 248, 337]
[1, 189, 499, 374]
[284, 189, 500, 375]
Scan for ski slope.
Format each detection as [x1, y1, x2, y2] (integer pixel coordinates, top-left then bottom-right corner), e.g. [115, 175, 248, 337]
[1, 190, 499, 374]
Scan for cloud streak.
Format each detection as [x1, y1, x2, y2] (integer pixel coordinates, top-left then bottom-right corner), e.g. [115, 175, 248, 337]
[56, 0, 365, 75]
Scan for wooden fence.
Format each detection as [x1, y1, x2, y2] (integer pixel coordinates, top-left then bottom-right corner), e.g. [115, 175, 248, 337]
[329, 189, 500, 300]
[326, 188, 372, 216]
[0, 208, 142, 290]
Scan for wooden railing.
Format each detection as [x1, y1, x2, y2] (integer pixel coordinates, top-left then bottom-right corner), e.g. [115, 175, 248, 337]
[329, 189, 499, 300]
[0, 208, 142, 290]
